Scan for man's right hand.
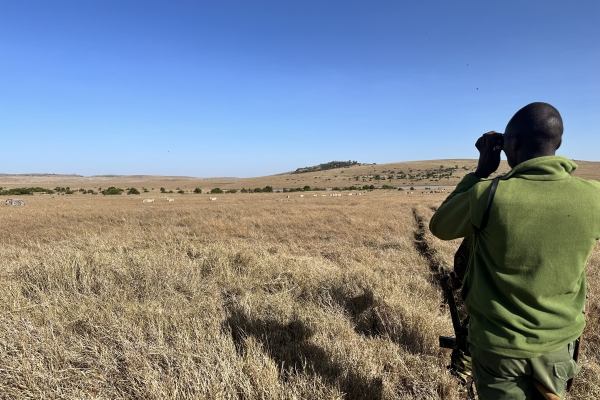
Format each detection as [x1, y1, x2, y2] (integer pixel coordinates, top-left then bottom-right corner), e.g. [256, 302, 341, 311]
[474, 131, 503, 179]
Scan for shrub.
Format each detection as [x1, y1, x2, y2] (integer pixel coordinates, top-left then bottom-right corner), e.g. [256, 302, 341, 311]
[0, 187, 54, 195]
[226, 189, 237, 194]
[160, 188, 166, 193]
[303, 185, 311, 191]
[263, 186, 273, 193]
[241, 188, 249, 193]
[381, 185, 394, 190]
[194, 188, 202, 194]
[102, 187, 124, 195]
[211, 188, 223, 194]
[127, 188, 140, 195]
[253, 188, 262, 193]
[177, 190, 185, 194]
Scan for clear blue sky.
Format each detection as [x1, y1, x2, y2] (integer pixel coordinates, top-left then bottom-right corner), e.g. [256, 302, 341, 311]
[1, 1, 598, 177]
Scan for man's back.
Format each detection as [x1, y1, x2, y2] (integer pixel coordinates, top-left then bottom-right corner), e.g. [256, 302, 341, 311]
[432, 156, 600, 357]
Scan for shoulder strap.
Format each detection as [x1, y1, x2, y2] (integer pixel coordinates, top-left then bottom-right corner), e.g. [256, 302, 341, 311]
[480, 177, 500, 230]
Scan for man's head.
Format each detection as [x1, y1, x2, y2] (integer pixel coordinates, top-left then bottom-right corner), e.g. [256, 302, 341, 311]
[503, 102, 563, 168]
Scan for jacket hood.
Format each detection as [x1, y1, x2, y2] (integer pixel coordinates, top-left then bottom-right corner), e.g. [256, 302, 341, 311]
[502, 156, 577, 181]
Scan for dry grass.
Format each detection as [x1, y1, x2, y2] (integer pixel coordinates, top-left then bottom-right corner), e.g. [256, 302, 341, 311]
[0, 190, 597, 399]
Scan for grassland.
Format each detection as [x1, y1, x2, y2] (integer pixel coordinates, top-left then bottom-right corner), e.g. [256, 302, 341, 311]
[1, 189, 598, 399]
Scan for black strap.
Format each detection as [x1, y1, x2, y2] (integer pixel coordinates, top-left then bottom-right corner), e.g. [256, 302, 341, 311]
[480, 177, 500, 230]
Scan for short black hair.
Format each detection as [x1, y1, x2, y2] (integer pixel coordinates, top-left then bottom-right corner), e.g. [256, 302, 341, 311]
[506, 102, 563, 150]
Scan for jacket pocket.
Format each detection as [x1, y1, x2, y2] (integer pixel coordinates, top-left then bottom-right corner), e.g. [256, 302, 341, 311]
[553, 360, 580, 381]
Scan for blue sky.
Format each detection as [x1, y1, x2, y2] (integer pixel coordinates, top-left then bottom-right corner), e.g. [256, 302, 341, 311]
[1, 1, 598, 177]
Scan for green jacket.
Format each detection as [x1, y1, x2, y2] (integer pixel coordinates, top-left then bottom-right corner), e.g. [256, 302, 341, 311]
[430, 156, 600, 358]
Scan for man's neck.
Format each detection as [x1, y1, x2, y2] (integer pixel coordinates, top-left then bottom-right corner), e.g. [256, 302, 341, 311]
[516, 151, 556, 166]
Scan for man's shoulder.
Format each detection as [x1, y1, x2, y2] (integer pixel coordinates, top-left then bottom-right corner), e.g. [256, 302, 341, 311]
[569, 176, 600, 190]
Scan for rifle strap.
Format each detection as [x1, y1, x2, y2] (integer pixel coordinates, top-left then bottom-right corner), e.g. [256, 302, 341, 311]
[480, 177, 500, 230]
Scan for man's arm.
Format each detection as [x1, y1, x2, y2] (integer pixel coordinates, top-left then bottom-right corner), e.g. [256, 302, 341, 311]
[429, 174, 480, 240]
[429, 131, 503, 240]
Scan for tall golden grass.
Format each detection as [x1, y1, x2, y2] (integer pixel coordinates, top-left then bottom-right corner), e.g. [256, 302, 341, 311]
[0, 192, 597, 399]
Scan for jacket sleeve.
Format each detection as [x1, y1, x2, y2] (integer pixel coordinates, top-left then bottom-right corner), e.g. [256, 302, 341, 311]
[429, 173, 481, 240]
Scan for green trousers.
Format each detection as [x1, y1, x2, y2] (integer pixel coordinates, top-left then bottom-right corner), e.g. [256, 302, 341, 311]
[469, 342, 579, 400]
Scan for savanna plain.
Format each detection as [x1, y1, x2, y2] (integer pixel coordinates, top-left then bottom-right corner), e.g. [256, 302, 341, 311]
[1, 175, 599, 399]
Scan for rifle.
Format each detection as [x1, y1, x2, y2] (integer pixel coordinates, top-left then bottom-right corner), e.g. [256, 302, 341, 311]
[566, 295, 587, 392]
[439, 268, 475, 399]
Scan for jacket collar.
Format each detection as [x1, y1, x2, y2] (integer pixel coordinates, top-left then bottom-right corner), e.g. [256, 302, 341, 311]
[502, 156, 577, 181]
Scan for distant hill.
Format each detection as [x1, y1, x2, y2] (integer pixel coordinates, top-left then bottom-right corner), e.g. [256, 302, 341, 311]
[0, 159, 598, 193]
[293, 160, 365, 174]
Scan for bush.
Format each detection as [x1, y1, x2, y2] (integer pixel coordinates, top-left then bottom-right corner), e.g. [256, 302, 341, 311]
[410, 187, 415, 191]
[177, 190, 185, 194]
[241, 188, 249, 193]
[253, 188, 262, 193]
[226, 189, 237, 194]
[194, 188, 202, 194]
[102, 187, 124, 195]
[362, 185, 370, 190]
[263, 186, 273, 193]
[127, 188, 140, 195]
[211, 188, 223, 194]
[160, 188, 166, 193]
[381, 185, 394, 190]
[303, 185, 311, 191]
[0, 187, 54, 195]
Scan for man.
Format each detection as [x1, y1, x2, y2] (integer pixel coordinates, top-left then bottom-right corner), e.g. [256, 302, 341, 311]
[429, 102, 600, 399]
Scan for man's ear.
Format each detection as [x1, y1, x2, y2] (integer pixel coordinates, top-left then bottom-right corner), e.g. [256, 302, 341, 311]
[556, 138, 562, 150]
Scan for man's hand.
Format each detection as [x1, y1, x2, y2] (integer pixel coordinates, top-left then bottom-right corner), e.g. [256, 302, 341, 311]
[474, 131, 503, 179]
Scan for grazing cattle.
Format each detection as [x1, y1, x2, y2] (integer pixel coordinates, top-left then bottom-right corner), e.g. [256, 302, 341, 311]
[5, 199, 25, 206]
[286, 195, 290, 198]
[142, 198, 155, 203]
[299, 194, 304, 197]
[165, 197, 174, 202]
[209, 197, 217, 201]
[313, 194, 318, 197]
